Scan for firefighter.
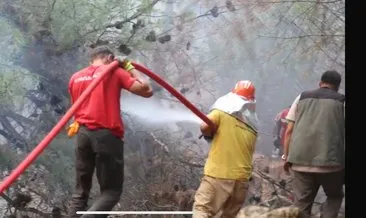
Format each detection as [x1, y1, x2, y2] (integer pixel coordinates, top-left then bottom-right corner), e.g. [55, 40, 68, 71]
[193, 80, 258, 218]
[272, 106, 290, 159]
[68, 45, 153, 218]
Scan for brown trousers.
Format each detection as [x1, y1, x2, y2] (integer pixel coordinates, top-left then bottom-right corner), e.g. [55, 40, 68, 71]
[292, 170, 344, 218]
[193, 175, 249, 218]
[69, 126, 124, 218]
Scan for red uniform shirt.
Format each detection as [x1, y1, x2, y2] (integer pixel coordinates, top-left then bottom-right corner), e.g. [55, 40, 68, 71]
[275, 108, 290, 145]
[68, 65, 136, 138]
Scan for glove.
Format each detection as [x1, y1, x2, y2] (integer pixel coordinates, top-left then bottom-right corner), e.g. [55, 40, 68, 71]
[122, 59, 135, 71]
[66, 121, 80, 138]
[114, 56, 135, 72]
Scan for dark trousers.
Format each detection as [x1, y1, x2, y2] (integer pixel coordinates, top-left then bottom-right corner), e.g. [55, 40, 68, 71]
[69, 126, 124, 218]
[292, 170, 344, 218]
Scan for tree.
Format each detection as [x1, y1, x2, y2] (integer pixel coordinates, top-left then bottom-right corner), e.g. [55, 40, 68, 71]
[0, 0, 344, 215]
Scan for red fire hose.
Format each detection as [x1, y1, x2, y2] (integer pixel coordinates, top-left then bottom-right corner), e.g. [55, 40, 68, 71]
[0, 60, 214, 194]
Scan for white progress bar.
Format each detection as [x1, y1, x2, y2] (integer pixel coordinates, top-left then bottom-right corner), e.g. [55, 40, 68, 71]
[77, 211, 193, 215]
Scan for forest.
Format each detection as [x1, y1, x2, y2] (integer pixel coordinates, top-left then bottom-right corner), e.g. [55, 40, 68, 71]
[0, 0, 345, 217]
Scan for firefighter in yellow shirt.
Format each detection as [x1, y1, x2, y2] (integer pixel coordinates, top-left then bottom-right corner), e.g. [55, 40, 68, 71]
[193, 81, 258, 218]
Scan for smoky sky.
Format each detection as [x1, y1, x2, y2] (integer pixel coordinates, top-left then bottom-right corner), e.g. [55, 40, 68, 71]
[0, 1, 344, 155]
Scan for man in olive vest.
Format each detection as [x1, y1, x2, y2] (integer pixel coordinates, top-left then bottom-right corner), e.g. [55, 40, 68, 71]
[283, 70, 345, 218]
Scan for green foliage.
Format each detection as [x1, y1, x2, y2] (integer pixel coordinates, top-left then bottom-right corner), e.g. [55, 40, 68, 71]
[50, 1, 108, 49]
[0, 145, 19, 170]
[0, 18, 26, 60]
[0, 71, 24, 107]
[1, 0, 165, 53]
[0, 66, 39, 109]
[0, 17, 39, 108]
[48, 0, 155, 50]
[138, 0, 157, 13]
[291, 2, 311, 14]
[180, 11, 197, 21]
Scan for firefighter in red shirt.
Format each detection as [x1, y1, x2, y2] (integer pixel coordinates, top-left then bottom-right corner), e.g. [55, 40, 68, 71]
[272, 106, 290, 159]
[68, 46, 153, 217]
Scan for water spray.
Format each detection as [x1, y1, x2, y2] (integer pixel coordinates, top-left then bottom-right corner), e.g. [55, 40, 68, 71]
[0, 61, 214, 194]
[132, 62, 214, 128]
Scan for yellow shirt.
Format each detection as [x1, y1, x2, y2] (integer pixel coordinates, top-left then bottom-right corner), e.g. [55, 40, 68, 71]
[204, 109, 257, 180]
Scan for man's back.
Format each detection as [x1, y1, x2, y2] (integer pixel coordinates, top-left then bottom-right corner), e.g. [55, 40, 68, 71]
[68, 65, 136, 138]
[288, 87, 345, 167]
[204, 109, 257, 180]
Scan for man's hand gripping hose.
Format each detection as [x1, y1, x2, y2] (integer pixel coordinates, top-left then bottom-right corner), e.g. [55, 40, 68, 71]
[198, 125, 217, 142]
[114, 56, 135, 72]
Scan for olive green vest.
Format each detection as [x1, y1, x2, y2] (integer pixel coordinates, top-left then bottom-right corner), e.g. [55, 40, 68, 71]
[287, 87, 345, 167]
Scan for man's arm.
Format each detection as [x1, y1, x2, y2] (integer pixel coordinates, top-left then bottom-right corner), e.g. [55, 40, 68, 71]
[128, 68, 153, 97]
[117, 68, 153, 98]
[283, 121, 294, 159]
[129, 80, 153, 98]
[200, 122, 214, 137]
[283, 95, 300, 160]
[117, 58, 153, 97]
[200, 110, 219, 137]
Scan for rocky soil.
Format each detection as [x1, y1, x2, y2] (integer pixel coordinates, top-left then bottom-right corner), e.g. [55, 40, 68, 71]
[0, 153, 345, 218]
